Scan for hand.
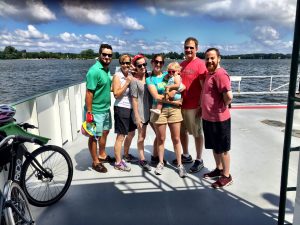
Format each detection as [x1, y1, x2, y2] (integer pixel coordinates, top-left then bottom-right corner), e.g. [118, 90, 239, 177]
[86, 112, 94, 123]
[126, 75, 134, 84]
[136, 118, 143, 129]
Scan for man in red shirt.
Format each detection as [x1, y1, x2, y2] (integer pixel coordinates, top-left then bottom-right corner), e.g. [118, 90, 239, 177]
[173, 37, 206, 173]
[202, 48, 233, 188]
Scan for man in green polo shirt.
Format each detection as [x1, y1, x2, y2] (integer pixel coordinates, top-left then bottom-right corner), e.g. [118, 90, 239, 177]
[84, 43, 114, 173]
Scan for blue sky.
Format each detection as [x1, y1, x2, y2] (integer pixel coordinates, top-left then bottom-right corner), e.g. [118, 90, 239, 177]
[0, 0, 297, 55]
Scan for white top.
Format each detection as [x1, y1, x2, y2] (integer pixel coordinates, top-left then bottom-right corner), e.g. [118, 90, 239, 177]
[114, 71, 132, 109]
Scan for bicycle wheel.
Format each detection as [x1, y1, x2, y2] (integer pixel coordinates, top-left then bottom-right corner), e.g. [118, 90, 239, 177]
[21, 145, 73, 207]
[3, 181, 34, 225]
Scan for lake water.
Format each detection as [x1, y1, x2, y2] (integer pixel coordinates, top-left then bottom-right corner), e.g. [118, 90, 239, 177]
[0, 58, 296, 104]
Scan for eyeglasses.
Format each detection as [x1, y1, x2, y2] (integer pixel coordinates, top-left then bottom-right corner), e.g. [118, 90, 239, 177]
[153, 60, 164, 65]
[121, 62, 131, 65]
[168, 70, 176, 74]
[136, 63, 147, 68]
[101, 53, 113, 58]
[184, 46, 195, 50]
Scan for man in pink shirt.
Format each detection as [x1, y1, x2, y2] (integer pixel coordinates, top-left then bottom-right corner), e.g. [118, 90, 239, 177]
[173, 37, 207, 173]
[202, 47, 233, 188]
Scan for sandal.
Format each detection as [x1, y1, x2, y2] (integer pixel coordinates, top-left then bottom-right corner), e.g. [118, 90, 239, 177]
[92, 162, 107, 173]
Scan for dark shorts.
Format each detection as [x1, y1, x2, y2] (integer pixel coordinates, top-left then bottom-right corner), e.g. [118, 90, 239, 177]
[114, 106, 137, 135]
[203, 118, 231, 154]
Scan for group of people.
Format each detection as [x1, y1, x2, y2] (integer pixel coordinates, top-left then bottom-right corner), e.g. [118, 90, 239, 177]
[82, 37, 233, 188]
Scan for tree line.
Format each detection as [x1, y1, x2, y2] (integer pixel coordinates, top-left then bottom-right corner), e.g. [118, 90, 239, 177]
[0, 46, 292, 60]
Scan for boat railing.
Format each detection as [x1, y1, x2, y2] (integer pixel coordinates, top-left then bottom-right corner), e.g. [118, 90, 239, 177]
[231, 75, 300, 95]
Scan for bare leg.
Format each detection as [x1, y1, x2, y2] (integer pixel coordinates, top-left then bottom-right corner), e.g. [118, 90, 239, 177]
[88, 137, 100, 166]
[124, 130, 135, 156]
[114, 134, 125, 164]
[150, 122, 158, 157]
[213, 151, 223, 170]
[137, 125, 147, 160]
[168, 122, 182, 165]
[180, 129, 189, 155]
[194, 135, 204, 159]
[220, 151, 231, 177]
[156, 124, 167, 163]
[99, 130, 109, 158]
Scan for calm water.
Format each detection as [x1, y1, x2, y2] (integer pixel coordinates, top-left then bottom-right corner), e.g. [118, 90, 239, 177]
[0, 58, 296, 104]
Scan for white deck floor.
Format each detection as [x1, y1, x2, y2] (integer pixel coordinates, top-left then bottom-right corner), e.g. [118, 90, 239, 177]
[31, 106, 300, 225]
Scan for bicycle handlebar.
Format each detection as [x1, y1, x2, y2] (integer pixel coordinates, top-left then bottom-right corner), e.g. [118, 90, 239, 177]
[0, 135, 44, 148]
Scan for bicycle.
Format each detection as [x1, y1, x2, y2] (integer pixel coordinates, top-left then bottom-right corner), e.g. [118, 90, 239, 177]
[0, 121, 73, 208]
[0, 135, 37, 225]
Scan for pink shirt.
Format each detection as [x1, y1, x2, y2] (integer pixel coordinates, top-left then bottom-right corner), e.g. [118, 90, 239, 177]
[201, 68, 231, 122]
[180, 58, 206, 109]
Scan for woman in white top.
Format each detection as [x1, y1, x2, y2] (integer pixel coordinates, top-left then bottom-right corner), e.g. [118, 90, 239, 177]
[112, 54, 137, 171]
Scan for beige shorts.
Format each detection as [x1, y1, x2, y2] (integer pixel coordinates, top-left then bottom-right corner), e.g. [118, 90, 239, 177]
[181, 108, 203, 137]
[150, 107, 183, 124]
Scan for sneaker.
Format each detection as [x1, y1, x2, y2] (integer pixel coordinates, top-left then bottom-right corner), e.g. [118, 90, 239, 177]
[150, 155, 166, 165]
[114, 160, 131, 172]
[92, 162, 107, 173]
[123, 154, 139, 163]
[155, 162, 164, 175]
[189, 159, 204, 173]
[150, 109, 161, 115]
[203, 168, 223, 179]
[178, 164, 187, 178]
[172, 154, 193, 165]
[99, 155, 115, 163]
[212, 175, 233, 189]
[139, 160, 151, 171]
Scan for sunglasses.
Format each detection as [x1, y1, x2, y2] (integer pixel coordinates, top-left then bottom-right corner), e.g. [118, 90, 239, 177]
[184, 46, 195, 50]
[121, 62, 131, 65]
[168, 70, 176, 74]
[137, 63, 147, 68]
[101, 53, 113, 58]
[153, 60, 164, 65]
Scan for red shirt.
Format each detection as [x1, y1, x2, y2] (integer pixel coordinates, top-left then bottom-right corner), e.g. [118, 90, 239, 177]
[201, 68, 231, 122]
[180, 58, 206, 109]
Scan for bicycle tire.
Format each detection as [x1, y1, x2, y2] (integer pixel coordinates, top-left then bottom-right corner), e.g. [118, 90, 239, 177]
[21, 145, 73, 207]
[3, 181, 34, 225]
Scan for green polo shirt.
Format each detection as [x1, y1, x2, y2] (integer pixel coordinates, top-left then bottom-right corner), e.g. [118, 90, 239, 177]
[85, 61, 111, 113]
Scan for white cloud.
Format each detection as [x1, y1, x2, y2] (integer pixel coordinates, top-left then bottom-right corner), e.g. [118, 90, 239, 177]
[63, 3, 144, 30]
[63, 5, 111, 25]
[252, 26, 280, 46]
[15, 25, 49, 40]
[84, 34, 101, 41]
[115, 15, 144, 30]
[0, 0, 56, 23]
[59, 32, 80, 42]
[145, 6, 157, 15]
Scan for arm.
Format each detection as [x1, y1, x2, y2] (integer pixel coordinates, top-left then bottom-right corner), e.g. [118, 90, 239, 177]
[112, 74, 132, 98]
[132, 97, 143, 129]
[223, 90, 233, 106]
[85, 89, 94, 112]
[147, 84, 164, 101]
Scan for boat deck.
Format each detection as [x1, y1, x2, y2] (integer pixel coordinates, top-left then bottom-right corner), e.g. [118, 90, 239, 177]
[31, 106, 299, 225]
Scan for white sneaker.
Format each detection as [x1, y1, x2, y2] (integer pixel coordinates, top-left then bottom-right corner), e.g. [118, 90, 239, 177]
[178, 164, 187, 178]
[150, 109, 161, 115]
[155, 162, 164, 175]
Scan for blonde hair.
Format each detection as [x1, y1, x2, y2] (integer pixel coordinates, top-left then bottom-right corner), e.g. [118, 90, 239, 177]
[167, 62, 181, 72]
[119, 54, 131, 64]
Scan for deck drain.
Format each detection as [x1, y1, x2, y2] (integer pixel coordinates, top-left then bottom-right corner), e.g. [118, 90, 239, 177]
[261, 119, 285, 127]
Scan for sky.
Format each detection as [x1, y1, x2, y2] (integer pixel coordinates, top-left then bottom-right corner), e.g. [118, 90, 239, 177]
[0, 0, 297, 55]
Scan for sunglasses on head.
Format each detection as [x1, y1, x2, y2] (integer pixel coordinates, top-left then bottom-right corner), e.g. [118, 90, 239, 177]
[137, 63, 147, 68]
[101, 53, 113, 58]
[153, 60, 164, 65]
[168, 70, 176, 74]
[184, 46, 195, 50]
[121, 61, 131, 65]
